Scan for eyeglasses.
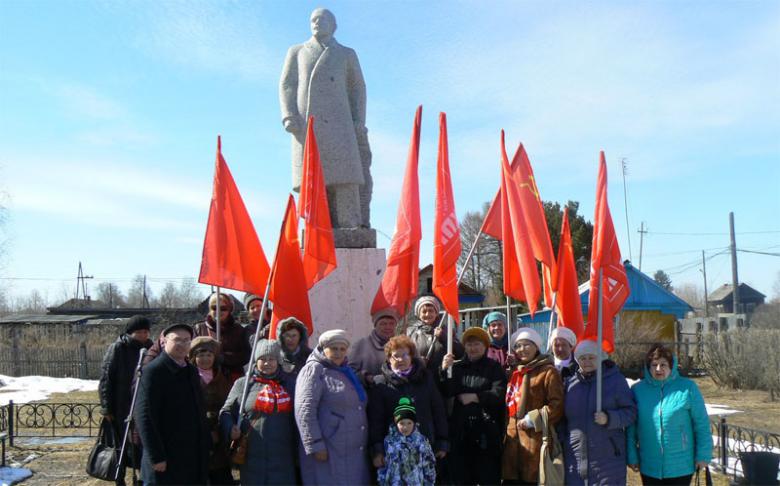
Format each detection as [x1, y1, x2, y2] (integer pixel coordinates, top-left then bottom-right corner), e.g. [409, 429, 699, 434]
[389, 352, 410, 361]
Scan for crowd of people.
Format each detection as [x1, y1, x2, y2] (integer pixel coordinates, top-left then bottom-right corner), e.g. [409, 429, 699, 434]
[98, 294, 712, 485]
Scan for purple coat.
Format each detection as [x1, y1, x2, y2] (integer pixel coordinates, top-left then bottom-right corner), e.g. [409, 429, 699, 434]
[561, 361, 637, 486]
[294, 347, 370, 485]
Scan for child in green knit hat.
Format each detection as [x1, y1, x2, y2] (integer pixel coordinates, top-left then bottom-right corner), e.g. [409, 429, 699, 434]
[377, 397, 436, 486]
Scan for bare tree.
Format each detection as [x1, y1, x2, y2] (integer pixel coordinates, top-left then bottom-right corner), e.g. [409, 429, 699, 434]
[95, 281, 126, 308]
[15, 289, 48, 313]
[177, 278, 203, 307]
[750, 302, 780, 330]
[127, 275, 152, 308]
[457, 203, 502, 295]
[674, 282, 704, 314]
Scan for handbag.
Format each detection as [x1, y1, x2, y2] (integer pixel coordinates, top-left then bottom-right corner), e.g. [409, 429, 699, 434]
[695, 466, 713, 486]
[538, 407, 565, 486]
[86, 417, 120, 480]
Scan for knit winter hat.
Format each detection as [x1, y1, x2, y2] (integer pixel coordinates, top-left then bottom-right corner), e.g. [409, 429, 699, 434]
[318, 329, 350, 348]
[124, 315, 151, 334]
[413, 295, 441, 318]
[550, 327, 577, 349]
[393, 397, 416, 423]
[208, 293, 234, 311]
[243, 293, 262, 309]
[254, 339, 282, 361]
[189, 336, 220, 361]
[372, 308, 399, 326]
[481, 311, 507, 329]
[512, 327, 543, 350]
[462, 327, 490, 348]
[574, 340, 604, 363]
[162, 323, 194, 338]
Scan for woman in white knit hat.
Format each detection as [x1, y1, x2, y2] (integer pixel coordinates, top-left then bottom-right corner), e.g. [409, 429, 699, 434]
[502, 327, 564, 484]
[550, 326, 579, 380]
[405, 295, 464, 372]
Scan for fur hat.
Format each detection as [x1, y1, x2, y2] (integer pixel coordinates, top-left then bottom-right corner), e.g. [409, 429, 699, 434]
[481, 311, 507, 329]
[393, 397, 416, 423]
[208, 293, 233, 311]
[512, 327, 543, 350]
[124, 315, 151, 334]
[277, 317, 308, 341]
[550, 327, 577, 348]
[254, 339, 282, 361]
[189, 336, 220, 361]
[574, 340, 604, 362]
[243, 293, 262, 309]
[462, 327, 490, 348]
[413, 295, 441, 318]
[318, 329, 350, 348]
[372, 308, 399, 326]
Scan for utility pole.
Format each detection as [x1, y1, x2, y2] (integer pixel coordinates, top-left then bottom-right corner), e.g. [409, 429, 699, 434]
[620, 158, 633, 261]
[637, 222, 647, 272]
[729, 212, 740, 314]
[701, 250, 709, 317]
[74, 262, 93, 302]
[142, 275, 150, 309]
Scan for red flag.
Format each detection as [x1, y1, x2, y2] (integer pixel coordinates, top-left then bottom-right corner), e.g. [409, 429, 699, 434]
[554, 208, 585, 339]
[299, 117, 337, 289]
[268, 195, 313, 338]
[199, 136, 270, 295]
[432, 113, 462, 319]
[584, 152, 630, 353]
[499, 132, 537, 309]
[480, 145, 523, 239]
[371, 106, 422, 316]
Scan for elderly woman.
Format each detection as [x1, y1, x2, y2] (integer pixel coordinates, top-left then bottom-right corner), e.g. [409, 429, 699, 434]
[406, 295, 464, 372]
[441, 327, 507, 486]
[561, 340, 637, 485]
[220, 339, 297, 485]
[189, 337, 233, 485]
[295, 329, 370, 485]
[349, 308, 399, 385]
[482, 311, 509, 367]
[195, 293, 251, 383]
[502, 327, 564, 485]
[627, 344, 712, 485]
[368, 335, 448, 470]
[276, 317, 312, 376]
[550, 326, 578, 379]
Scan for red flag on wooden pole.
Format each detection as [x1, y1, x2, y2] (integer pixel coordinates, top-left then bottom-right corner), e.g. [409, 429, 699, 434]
[584, 152, 629, 353]
[432, 113, 461, 320]
[268, 195, 313, 338]
[480, 145, 523, 240]
[555, 208, 585, 339]
[299, 116, 337, 289]
[199, 136, 270, 295]
[371, 106, 422, 316]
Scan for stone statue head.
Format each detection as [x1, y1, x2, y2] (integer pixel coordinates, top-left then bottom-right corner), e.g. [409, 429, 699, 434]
[310, 8, 337, 41]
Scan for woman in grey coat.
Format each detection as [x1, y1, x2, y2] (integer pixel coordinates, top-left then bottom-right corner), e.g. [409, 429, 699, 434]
[295, 329, 370, 485]
[220, 339, 297, 485]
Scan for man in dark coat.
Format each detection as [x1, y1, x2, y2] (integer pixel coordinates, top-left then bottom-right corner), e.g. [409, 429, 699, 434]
[135, 323, 209, 485]
[98, 315, 153, 485]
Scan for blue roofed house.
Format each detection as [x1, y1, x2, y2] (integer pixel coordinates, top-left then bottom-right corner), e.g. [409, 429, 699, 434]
[518, 261, 692, 348]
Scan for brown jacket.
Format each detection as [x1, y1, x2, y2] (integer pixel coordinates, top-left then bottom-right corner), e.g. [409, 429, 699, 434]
[199, 368, 231, 471]
[502, 355, 564, 483]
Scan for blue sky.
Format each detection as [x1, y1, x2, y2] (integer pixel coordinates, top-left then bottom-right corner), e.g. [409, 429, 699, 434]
[1, 0, 778, 305]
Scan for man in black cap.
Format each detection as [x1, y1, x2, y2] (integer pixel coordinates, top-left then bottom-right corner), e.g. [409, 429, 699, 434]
[135, 323, 209, 485]
[98, 315, 154, 485]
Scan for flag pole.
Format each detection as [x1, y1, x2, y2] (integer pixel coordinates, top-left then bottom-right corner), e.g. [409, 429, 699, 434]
[505, 295, 512, 356]
[596, 269, 604, 412]
[457, 232, 482, 286]
[546, 291, 558, 350]
[446, 313, 454, 378]
[215, 287, 221, 342]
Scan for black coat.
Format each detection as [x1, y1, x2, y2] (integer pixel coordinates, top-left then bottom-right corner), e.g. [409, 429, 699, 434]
[98, 335, 152, 424]
[135, 351, 210, 485]
[367, 359, 449, 455]
[438, 354, 507, 453]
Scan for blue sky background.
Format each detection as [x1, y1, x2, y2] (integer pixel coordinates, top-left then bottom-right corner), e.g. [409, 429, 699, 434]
[1, 0, 778, 305]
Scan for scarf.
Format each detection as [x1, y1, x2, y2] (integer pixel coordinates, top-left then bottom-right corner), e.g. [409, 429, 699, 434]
[198, 368, 214, 385]
[554, 356, 572, 371]
[253, 375, 291, 414]
[505, 354, 553, 417]
[369, 329, 390, 349]
[336, 364, 367, 402]
[391, 363, 415, 378]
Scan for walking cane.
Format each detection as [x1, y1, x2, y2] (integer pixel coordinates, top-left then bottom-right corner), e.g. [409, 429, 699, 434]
[116, 348, 148, 485]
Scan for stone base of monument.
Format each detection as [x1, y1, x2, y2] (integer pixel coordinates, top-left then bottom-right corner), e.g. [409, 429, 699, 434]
[333, 227, 377, 249]
[307, 247, 386, 345]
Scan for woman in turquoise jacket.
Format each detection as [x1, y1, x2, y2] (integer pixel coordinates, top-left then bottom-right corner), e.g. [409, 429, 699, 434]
[627, 344, 712, 485]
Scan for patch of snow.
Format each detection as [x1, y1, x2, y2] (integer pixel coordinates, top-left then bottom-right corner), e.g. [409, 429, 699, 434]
[0, 467, 33, 486]
[0, 375, 98, 405]
[706, 403, 743, 416]
[16, 436, 89, 446]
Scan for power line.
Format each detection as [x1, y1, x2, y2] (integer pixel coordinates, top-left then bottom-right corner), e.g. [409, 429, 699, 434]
[645, 230, 780, 236]
[738, 249, 780, 257]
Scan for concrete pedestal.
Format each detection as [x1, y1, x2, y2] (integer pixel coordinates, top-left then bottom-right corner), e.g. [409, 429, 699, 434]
[307, 247, 386, 345]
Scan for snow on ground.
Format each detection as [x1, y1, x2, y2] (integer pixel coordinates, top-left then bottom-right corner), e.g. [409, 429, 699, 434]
[0, 467, 33, 486]
[0, 375, 98, 406]
[706, 403, 743, 416]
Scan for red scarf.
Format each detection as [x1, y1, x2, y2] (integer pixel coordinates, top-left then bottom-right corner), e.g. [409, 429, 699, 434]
[253, 376, 291, 414]
[505, 368, 530, 417]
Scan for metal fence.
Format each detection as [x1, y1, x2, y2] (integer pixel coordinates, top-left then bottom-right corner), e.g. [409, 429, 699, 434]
[0, 401, 103, 446]
[0, 347, 105, 379]
[711, 417, 780, 480]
